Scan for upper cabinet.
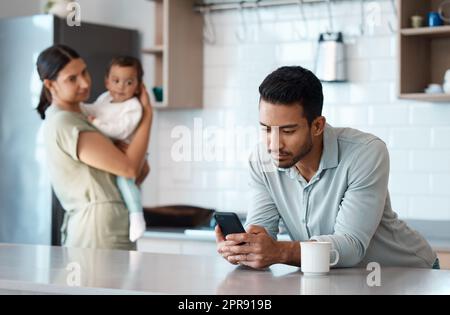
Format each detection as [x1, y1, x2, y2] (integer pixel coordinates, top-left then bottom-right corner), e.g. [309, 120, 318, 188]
[398, 0, 450, 102]
[143, 0, 203, 109]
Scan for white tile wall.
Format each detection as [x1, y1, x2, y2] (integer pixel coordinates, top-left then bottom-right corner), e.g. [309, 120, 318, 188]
[148, 0, 450, 221]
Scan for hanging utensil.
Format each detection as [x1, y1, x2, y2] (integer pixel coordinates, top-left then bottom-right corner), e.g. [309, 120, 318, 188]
[314, 0, 347, 82]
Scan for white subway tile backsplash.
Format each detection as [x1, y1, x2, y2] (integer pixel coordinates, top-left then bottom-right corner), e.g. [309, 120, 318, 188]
[204, 45, 242, 66]
[276, 42, 314, 64]
[322, 84, 350, 105]
[389, 128, 432, 149]
[411, 105, 450, 125]
[347, 59, 371, 83]
[411, 150, 450, 172]
[347, 36, 395, 60]
[389, 173, 431, 195]
[368, 59, 396, 81]
[369, 105, 409, 126]
[432, 127, 450, 149]
[409, 197, 450, 221]
[390, 195, 409, 219]
[333, 106, 369, 127]
[388, 150, 411, 172]
[431, 174, 450, 196]
[350, 82, 391, 105]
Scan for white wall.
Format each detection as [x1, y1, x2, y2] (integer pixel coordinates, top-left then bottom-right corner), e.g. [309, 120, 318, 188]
[154, 0, 450, 221]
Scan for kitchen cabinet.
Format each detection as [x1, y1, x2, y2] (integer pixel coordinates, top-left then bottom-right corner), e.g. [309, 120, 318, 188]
[143, 0, 203, 109]
[437, 251, 450, 269]
[398, 0, 450, 102]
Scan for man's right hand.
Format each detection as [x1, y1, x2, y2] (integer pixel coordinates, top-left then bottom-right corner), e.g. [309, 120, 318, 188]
[215, 225, 241, 265]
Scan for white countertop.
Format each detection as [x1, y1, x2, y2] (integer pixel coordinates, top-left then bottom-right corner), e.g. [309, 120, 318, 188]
[1, 243, 450, 295]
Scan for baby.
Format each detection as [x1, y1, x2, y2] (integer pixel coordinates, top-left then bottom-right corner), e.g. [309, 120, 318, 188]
[81, 56, 146, 242]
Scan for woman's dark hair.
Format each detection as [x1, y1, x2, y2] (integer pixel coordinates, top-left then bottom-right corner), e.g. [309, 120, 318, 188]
[106, 56, 144, 87]
[36, 44, 80, 120]
[259, 66, 324, 126]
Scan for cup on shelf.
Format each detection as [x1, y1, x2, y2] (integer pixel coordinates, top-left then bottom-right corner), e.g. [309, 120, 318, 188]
[411, 15, 424, 28]
[424, 83, 444, 94]
[428, 11, 443, 27]
[444, 69, 450, 94]
[152, 86, 163, 102]
[444, 82, 450, 94]
[445, 69, 450, 82]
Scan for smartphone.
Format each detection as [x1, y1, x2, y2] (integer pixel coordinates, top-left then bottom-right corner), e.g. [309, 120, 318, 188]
[214, 211, 246, 238]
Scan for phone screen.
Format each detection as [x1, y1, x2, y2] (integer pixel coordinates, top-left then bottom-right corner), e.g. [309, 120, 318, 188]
[214, 212, 246, 237]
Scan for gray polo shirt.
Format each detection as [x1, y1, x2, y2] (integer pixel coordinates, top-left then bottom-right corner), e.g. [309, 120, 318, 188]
[245, 124, 436, 268]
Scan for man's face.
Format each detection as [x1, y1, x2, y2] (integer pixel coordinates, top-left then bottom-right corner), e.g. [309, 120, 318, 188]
[259, 100, 313, 169]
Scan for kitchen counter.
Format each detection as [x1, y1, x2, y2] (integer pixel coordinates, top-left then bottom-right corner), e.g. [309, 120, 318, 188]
[1, 243, 450, 295]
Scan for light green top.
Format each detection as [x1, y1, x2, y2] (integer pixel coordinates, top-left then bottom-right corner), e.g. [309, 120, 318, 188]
[246, 124, 436, 268]
[43, 105, 133, 250]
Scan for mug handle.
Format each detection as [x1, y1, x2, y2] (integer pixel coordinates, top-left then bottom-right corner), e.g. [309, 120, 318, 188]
[330, 249, 339, 267]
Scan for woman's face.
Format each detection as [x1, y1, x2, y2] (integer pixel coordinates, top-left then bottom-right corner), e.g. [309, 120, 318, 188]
[45, 58, 91, 105]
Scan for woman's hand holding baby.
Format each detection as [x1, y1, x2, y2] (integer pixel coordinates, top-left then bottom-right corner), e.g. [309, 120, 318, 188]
[139, 84, 153, 123]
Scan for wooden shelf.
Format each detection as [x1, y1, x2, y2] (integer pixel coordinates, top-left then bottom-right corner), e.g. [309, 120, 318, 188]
[142, 46, 164, 54]
[398, 0, 450, 102]
[399, 93, 450, 102]
[401, 25, 450, 38]
[145, 0, 203, 109]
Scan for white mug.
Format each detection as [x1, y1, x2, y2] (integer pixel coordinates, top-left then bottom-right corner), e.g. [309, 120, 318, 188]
[300, 242, 339, 276]
[445, 69, 450, 82]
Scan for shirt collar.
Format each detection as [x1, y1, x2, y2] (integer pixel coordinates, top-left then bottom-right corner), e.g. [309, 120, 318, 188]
[320, 123, 339, 170]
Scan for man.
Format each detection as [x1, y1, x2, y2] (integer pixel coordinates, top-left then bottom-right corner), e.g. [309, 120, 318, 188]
[216, 66, 438, 269]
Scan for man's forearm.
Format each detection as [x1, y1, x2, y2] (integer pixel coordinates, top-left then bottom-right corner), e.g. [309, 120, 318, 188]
[278, 241, 301, 267]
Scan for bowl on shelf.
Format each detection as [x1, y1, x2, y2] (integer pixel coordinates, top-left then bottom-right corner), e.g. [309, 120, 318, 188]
[425, 83, 444, 94]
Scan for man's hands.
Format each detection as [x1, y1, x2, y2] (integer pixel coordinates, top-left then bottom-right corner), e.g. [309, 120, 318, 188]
[215, 225, 285, 269]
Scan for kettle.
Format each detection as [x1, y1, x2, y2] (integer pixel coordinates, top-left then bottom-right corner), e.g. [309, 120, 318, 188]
[314, 32, 347, 82]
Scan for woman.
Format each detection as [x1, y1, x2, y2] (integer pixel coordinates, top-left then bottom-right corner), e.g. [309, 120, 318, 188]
[36, 45, 152, 250]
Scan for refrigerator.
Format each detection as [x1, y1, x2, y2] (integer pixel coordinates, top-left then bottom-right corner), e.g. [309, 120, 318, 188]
[0, 14, 140, 246]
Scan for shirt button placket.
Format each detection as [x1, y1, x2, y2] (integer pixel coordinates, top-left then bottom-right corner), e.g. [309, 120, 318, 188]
[303, 188, 309, 237]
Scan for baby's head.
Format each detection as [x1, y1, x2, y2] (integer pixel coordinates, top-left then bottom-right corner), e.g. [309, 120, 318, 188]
[105, 56, 144, 103]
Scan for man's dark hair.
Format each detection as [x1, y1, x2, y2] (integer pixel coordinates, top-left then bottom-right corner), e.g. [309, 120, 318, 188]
[259, 66, 324, 125]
